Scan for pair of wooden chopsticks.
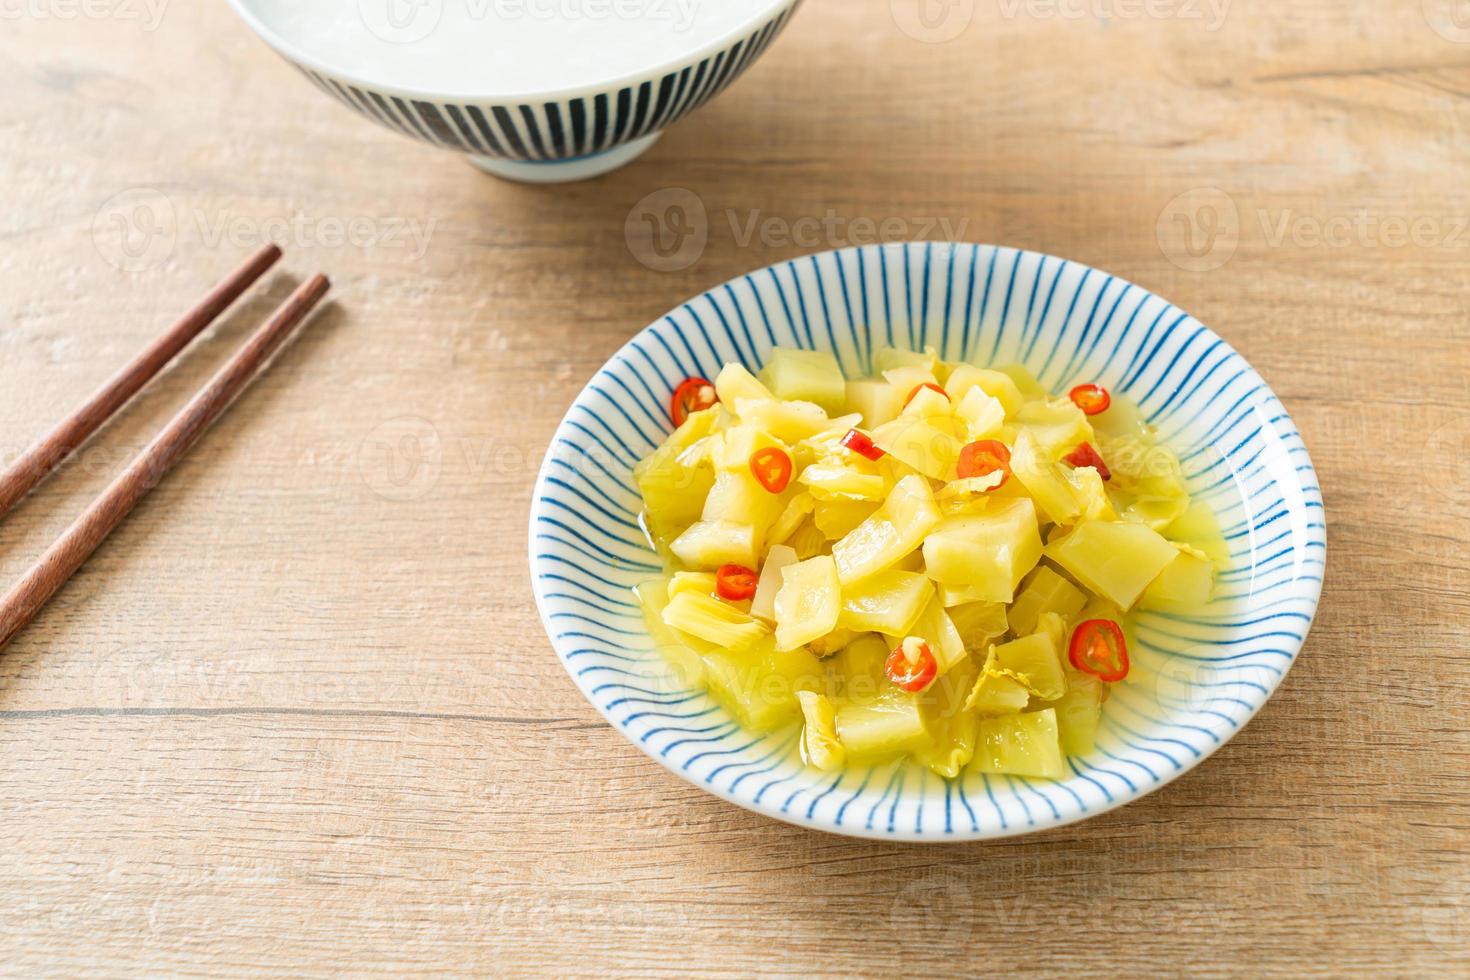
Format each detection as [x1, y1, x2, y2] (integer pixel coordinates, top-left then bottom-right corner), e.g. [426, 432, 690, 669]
[0, 245, 330, 650]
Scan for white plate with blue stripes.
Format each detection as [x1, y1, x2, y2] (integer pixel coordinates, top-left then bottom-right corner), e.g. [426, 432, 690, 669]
[529, 242, 1325, 841]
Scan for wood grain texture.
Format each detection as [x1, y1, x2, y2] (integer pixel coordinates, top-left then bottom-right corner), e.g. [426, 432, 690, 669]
[0, 273, 329, 650]
[0, 0, 1466, 975]
[0, 243, 281, 521]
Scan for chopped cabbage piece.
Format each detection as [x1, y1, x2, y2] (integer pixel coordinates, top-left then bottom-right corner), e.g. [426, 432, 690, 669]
[838, 569, 933, 636]
[947, 600, 1009, 649]
[912, 657, 980, 778]
[871, 415, 967, 481]
[759, 347, 847, 415]
[750, 544, 799, 622]
[701, 469, 786, 536]
[945, 365, 1025, 417]
[954, 386, 1007, 440]
[1011, 429, 1082, 526]
[667, 571, 718, 599]
[663, 590, 769, 650]
[634, 408, 719, 544]
[1007, 565, 1088, 636]
[993, 631, 1068, 701]
[813, 497, 881, 539]
[797, 690, 846, 770]
[920, 498, 1043, 602]
[1142, 544, 1215, 608]
[1047, 520, 1179, 610]
[835, 693, 933, 760]
[966, 644, 1033, 716]
[1036, 667, 1105, 756]
[733, 397, 834, 442]
[714, 362, 774, 405]
[971, 709, 1066, 779]
[765, 492, 815, 550]
[701, 637, 823, 732]
[832, 475, 942, 586]
[908, 595, 969, 676]
[1016, 398, 1093, 458]
[773, 555, 841, 651]
[785, 518, 829, 561]
[799, 463, 887, 501]
[670, 519, 758, 570]
[844, 377, 906, 429]
[873, 346, 940, 375]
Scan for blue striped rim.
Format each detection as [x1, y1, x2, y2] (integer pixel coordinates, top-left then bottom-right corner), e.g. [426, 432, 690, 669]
[282, 3, 799, 163]
[530, 242, 1326, 841]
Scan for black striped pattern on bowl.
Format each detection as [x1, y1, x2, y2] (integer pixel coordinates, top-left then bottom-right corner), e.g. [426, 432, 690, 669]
[289, 3, 799, 163]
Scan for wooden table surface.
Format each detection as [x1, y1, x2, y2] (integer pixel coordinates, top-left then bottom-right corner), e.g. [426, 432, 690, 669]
[2, 0, 1467, 975]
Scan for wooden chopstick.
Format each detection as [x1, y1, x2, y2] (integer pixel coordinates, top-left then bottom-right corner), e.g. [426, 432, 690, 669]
[0, 273, 331, 652]
[0, 243, 283, 522]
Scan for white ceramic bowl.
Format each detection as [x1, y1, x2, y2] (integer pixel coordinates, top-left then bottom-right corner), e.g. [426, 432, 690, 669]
[529, 242, 1325, 841]
[227, 0, 802, 182]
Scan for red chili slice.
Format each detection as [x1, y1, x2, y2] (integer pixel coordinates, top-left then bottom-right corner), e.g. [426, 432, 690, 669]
[840, 428, 886, 462]
[1069, 383, 1111, 416]
[1069, 619, 1130, 683]
[715, 564, 758, 601]
[885, 638, 938, 693]
[749, 447, 793, 494]
[670, 377, 718, 427]
[903, 383, 949, 408]
[956, 439, 1012, 488]
[1063, 442, 1112, 481]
